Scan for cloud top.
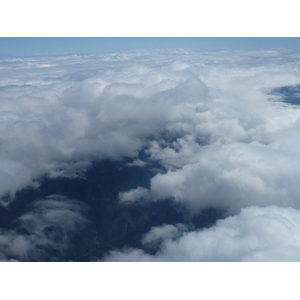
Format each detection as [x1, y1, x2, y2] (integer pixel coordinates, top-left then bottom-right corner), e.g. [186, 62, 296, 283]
[103, 206, 300, 262]
[2, 49, 300, 261]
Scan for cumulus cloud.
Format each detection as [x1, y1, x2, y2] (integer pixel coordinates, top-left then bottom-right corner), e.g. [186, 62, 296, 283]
[146, 141, 300, 214]
[102, 206, 300, 262]
[0, 50, 210, 202]
[125, 159, 147, 167]
[2, 48, 300, 261]
[0, 195, 89, 261]
[119, 187, 150, 203]
[0, 51, 300, 206]
[108, 49, 300, 215]
[142, 223, 186, 245]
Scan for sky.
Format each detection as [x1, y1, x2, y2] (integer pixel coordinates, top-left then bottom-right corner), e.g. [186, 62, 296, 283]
[2, 46, 300, 261]
[2, 1, 300, 299]
[2, 44, 300, 297]
[1, 37, 300, 58]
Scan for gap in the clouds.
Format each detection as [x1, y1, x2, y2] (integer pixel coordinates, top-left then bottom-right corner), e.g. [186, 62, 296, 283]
[3, 158, 156, 224]
[0, 158, 226, 261]
[271, 85, 300, 105]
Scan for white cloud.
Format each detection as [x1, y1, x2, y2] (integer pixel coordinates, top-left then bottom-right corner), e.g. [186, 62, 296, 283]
[125, 159, 148, 167]
[1, 49, 300, 224]
[142, 223, 186, 245]
[147, 141, 300, 214]
[3, 48, 300, 261]
[102, 206, 300, 262]
[119, 187, 150, 203]
[0, 51, 211, 202]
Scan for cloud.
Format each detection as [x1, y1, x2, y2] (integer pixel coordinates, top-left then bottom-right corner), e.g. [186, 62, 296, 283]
[142, 223, 186, 245]
[119, 187, 150, 203]
[125, 159, 148, 167]
[145, 140, 300, 214]
[106, 49, 300, 215]
[102, 206, 300, 261]
[2, 48, 300, 261]
[0, 195, 89, 261]
[0, 50, 210, 202]
[0, 50, 299, 196]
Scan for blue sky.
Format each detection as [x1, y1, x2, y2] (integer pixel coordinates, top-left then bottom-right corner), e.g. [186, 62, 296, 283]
[1, 37, 300, 58]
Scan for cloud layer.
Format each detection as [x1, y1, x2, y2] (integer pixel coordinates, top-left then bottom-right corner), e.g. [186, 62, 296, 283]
[1, 49, 300, 206]
[2, 49, 300, 261]
[102, 206, 300, 262]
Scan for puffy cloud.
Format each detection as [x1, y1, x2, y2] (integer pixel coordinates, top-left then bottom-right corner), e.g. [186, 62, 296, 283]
[106, 50, 300, 215]
[142, 223, 186, 245]
[125, 159, 148, 167]
[119, 187, 150, 203]
[146, 141, 300, 214]
[2, 48, 300, 262]
[0, 51, 211, 202]
[102, 206, 300, 261]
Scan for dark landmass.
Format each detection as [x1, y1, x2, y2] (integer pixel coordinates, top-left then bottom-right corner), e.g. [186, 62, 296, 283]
[0, 159, 225, 261]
